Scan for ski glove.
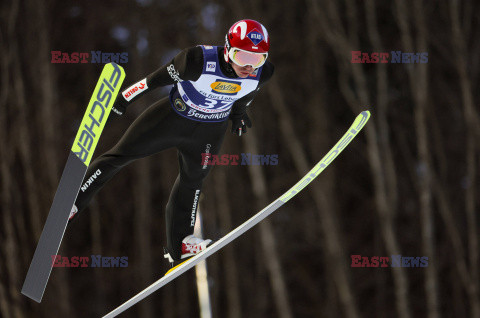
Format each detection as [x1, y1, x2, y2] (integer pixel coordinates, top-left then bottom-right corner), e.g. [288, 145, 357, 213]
[230, 113, 252, 136]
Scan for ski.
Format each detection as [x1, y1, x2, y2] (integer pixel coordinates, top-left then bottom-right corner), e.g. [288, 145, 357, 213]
[102, 110, 371, 318]
[21, 63, 125, 303]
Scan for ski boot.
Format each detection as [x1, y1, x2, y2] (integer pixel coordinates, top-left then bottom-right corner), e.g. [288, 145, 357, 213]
[164, 235, 212, 265]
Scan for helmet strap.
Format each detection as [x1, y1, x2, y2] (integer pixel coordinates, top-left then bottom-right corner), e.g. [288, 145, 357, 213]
[224, 35, 231, 63]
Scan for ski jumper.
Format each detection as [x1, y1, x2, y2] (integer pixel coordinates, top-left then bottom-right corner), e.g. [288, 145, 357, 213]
[73, 46, 274, 260]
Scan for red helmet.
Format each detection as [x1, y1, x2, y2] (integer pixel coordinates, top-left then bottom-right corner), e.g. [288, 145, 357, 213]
[224, 19, 270, 65]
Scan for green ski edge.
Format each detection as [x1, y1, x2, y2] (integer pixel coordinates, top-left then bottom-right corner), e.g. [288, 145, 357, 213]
[102, 110, 370, 318]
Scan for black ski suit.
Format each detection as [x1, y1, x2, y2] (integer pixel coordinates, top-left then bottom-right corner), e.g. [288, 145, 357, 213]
[72, 46, 274, 260]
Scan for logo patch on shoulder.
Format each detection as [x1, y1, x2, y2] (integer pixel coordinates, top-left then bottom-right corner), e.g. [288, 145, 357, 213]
[206, 62, 216, 72]
[247, 29, 264, 46]
[210, 79, 242, 95]
[167, 65, 182, 83]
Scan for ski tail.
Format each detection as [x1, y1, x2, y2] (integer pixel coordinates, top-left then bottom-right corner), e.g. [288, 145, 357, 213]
[102, 110, 371, 318]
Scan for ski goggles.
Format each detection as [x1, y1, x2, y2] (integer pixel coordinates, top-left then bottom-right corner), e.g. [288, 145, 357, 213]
[229, 48, 268, 68]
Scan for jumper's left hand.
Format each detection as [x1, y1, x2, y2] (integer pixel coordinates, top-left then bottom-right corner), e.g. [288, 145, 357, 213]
[230, 114, 252, 136]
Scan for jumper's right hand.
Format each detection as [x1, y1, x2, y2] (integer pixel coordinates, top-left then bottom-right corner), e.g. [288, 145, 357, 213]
[230, 113, 252, 136]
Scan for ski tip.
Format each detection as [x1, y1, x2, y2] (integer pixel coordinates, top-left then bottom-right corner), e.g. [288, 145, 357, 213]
[361, 110, 371, 116]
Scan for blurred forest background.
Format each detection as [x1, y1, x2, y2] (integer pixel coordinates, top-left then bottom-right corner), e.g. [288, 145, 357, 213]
[1, 0, 479, 317]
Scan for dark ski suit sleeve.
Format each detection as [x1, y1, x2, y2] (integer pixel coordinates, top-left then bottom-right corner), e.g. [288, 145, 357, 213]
[114, 46, 204, 109]
[146, 46, 204, 87]
[229, 61, 275, 119]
